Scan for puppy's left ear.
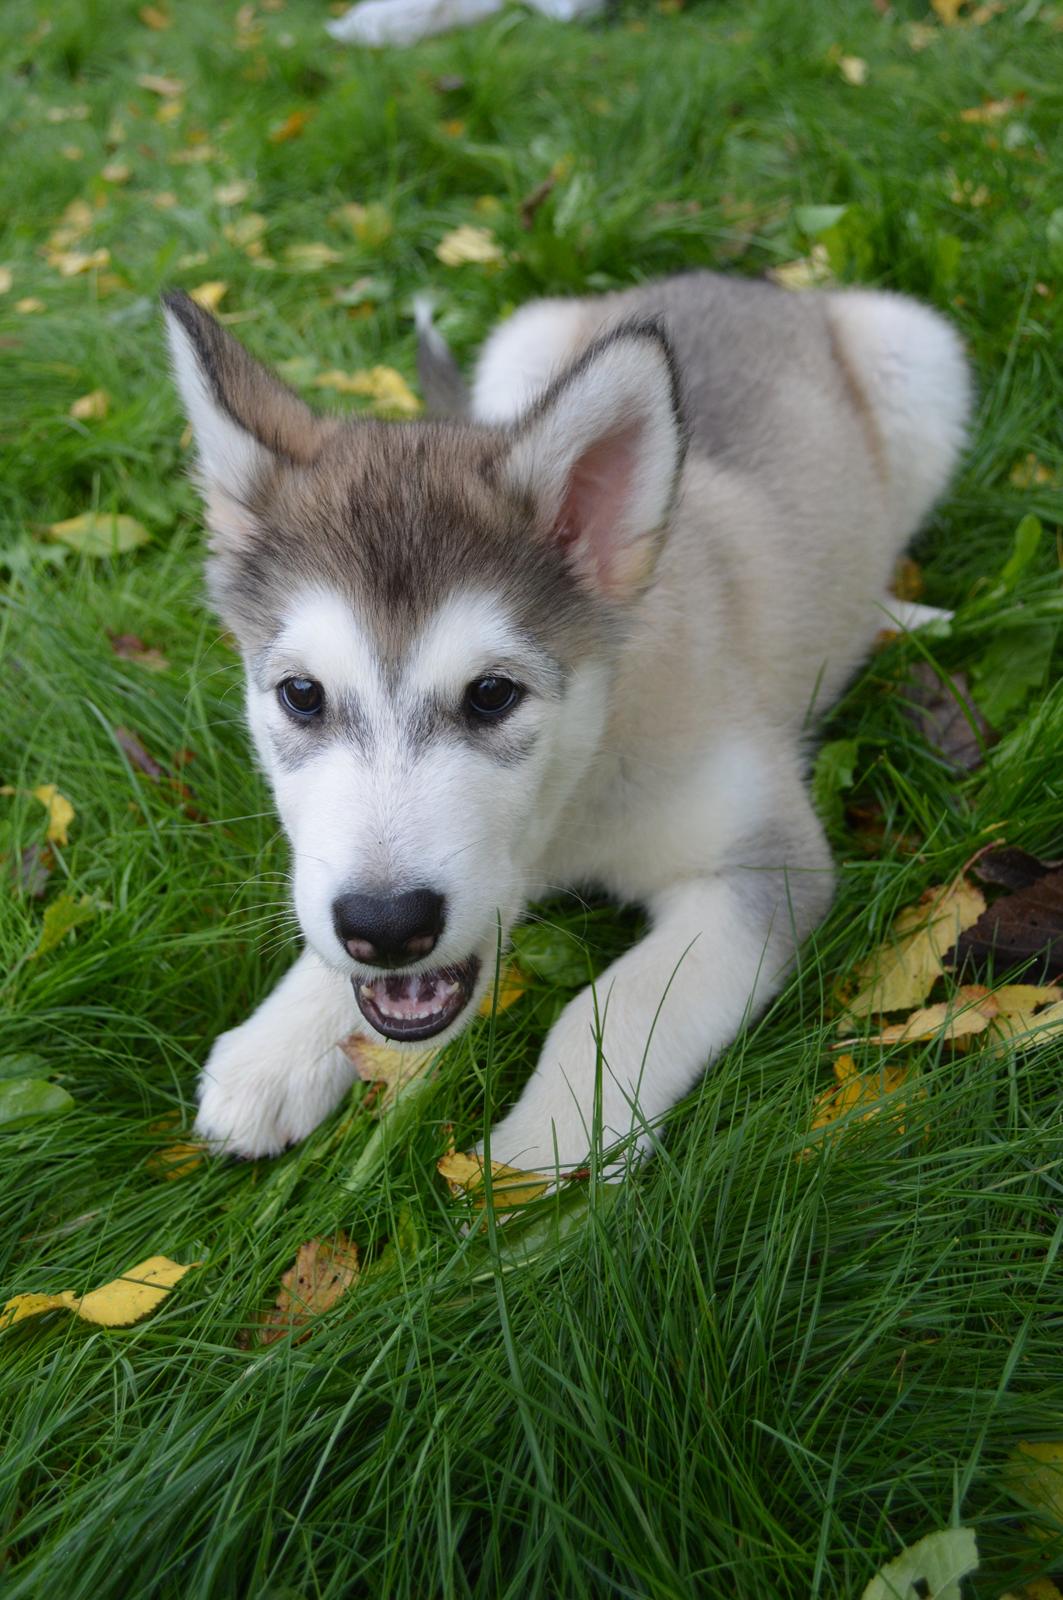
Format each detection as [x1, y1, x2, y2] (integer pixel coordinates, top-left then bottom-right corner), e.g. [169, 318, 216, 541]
[499, 323, 685, 601]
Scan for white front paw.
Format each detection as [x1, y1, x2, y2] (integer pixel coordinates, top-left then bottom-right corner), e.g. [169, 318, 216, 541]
[194, 1018, 355, 1159]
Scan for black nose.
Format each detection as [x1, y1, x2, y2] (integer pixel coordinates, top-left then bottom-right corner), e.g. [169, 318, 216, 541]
[332, 888, 446, 967]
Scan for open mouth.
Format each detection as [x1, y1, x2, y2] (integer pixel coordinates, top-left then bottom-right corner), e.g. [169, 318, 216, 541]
[353, 956, 481, 1043]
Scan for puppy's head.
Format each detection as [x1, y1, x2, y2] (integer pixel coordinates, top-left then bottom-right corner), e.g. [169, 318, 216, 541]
[165, 292, 683, 1044]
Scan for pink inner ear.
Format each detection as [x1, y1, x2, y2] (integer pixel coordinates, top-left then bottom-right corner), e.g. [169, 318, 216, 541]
[554, 419, 641, 586]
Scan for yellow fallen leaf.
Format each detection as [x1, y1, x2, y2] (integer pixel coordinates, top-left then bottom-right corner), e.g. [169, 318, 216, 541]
[1002, 1581, 1063, 1600]
[258, 1234, 359, 1344]
[931, 0, 965, 20]
[49, 247, 110, 277]
[331, 200, 392, 247]
[189, 280, 228, 311]
[147, 1141, 205, 1181]
[339, 1034, 437, 1112]
[172, 143, 215, 165]
[478, 961, 527, 1016]
[438, 1150, 550, 1208]
[473, 194, 503, 216]
[224, 212, 267, 249]
[990, 995, 1063, 1053]
[1007, 1442, 1063, 1524]
[46, 511, 150, 556]
[768, 244, 833, 290]
[47, 198, 95, 251]
[101, 160, 131, 183]
[311, 365, 421, 417]
[214, 179, 251, 206]
[838, 55, 869, 86]
[139, 3, 171, 26]
[1, 1255, 195, 1330]
[0, 267, 12, 294]
[807, 1053, 913, 1144]
[69, 388, 110, 421]
[959, 97, 1016, 123]
[136, 72, 185, 97]
[16, 298, 46, 314]
[269, 108, 310, 143]
[1009, 453, 1062, 491]
[283, 241, 342, 271]
[840, 878, 986, 1022]
[436, 225, 505, 267]
[156, 98, 184, 125]
[840, 985, 998, 1048]
[32, 785, 75, 847]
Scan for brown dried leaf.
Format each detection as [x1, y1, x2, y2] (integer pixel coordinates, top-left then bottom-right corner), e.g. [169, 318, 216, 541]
[904, 661, 993, 772]
[841, 877, 986, 1021]
[519, 173, 558, 230]
[258, 1234, 359, 1344]
[971, 845, 1060, 893]
[950, 866, 1063, 981]
[115, 725, 166, 779]
[338, 1034, 437, 1112]
[108, 633, 170, 672]
[14, 843, 53, 899]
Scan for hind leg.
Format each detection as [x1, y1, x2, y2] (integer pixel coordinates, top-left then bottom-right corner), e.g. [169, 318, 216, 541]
[471, 299, 595, 424]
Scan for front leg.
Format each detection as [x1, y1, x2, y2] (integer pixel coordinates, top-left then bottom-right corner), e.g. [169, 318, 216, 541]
[487, 811, 834, 1174]
[195, 948, 361, 1157]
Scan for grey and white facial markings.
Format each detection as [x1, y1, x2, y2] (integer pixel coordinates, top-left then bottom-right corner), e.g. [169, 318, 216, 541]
[253, 587, 565, 773]
[245, 583, 610, 1034]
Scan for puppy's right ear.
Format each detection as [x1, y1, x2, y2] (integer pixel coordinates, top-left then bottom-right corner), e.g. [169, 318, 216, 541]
[163, 290, 330, 548]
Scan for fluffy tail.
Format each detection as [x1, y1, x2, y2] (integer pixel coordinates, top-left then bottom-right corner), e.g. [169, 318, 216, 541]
[414, 296, 469, 419]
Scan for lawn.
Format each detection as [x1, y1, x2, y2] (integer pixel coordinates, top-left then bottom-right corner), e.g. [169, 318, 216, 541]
[1, 0, 1062, 1594]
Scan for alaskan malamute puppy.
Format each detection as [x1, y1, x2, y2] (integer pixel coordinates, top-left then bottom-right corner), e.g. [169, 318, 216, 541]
[165, 271, 968, 1172]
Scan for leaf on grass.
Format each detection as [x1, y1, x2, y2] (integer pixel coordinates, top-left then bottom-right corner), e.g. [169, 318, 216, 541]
[136, 72, 185, 97]
[114, 725, 166, 779]
[0, 1078, 74, 1128]
[311, 366, 420, 417]
[34, 892, 98, 958]
[48, 247, 111, 277]
[950, 866, 1063, 982]
[960, 96, 1017, 123]
[69, 388, 110, 421]
[331, 201, 393, 248]
[223, 212, 267, 249]
[839, 985, 1000, 1048]
[47, 512, 150, 557]
[438, 1151, 550, 1208]
[509, 923, 593, 988]
[1001, 1581, 1063, 1600]
[189, 280, 227, 311]
[768, 244, 833, 290]
[339, 1034, 438, 1113]
[1009, 455, 1061, 491]
[31, 784, 74, 846]
[812, 738, 860, 830]
[478, 961, 527, 1015]
[904, 661, 993, 772]
[988, 991, 1063, 1053]
[14, 843, 53, 898]
[269, 109, 311, 143]
[859, 1526, 978, 1600]
[0, 267, 12, 294]
[931, 0, 966, 21]
[16, 298, 46, 314]
[970, 625, 1056, 728]
[108, 633, 170, 671]
[258, 1235, 359, 1344]
[807, 1053, 913, 1145]
[283, 241, 341, 271]
[139, 3, 172, 27]
[841, 878, 986, 1021]
[214, 179, 251, 205]
[838, 55, 869, 85]
[1, 1256, 195, 1331]
[1006, 1442, 1063, 1526]
[101, 160, 131, 184]
[435, 225, 504, 267]
[0, 1053, 53, 1081]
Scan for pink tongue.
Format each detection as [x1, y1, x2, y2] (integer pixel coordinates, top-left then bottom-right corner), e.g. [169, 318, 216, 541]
[379, 973, 441, 1018]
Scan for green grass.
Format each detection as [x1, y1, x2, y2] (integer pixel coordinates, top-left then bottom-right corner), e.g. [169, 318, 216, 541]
[2, 0, 1063, 1594]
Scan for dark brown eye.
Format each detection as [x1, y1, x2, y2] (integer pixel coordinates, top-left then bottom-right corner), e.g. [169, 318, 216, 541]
[279, 676, 324, 718]
[465, 676, 522, 720]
